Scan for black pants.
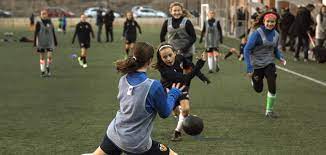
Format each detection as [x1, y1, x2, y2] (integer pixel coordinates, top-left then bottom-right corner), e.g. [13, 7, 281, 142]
[100, 134, 170, 155]
[286, 35, 296, 51]
[280, 29, 289, 49]
[105, 25, 114, 42]
[295, 35, 309, 59]
[97, 24, 103, 42]
[316, 38, 326, 47]
[252, 63, 277, 94]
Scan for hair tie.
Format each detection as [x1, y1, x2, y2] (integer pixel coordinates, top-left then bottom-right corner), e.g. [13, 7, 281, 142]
[263, 13, 277, 20]
[159, 44, 173, 51]
[132, 56, 137, 61]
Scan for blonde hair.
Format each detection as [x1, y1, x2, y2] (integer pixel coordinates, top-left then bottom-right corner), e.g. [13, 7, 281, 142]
[125, 11, 134, 20]
[169, 2, 192, 18]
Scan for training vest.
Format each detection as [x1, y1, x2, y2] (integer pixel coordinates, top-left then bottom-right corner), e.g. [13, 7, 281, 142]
[36, 20, 55, 49]
[251, 27, 279, 69]
[205, 20, 220, 48]
[167, 17, 195, 57]
[107, 75, 155, 154]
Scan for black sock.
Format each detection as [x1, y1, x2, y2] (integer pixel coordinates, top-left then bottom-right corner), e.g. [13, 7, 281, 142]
[83, 56, 87, 64]
[224, 52, 233, 59]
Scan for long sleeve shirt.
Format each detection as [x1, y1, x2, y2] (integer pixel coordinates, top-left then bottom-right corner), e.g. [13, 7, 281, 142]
[72, 21, 94, 44]
[160, 17, 196, 52]
[244, 26, 283, 73]
[126, 72, 182, 118]
[122, 19, 142, 37]
[158, 55, 206, 90]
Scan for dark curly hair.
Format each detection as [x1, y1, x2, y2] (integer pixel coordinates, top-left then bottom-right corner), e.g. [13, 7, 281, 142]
[152, 42, 176, 70]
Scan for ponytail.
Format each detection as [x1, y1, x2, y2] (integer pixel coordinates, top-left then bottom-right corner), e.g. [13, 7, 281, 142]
[116, 42, 154, 74]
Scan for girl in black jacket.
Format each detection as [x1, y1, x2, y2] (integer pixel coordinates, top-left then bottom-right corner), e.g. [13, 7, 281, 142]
[153, 42, 209, 141]
[123, 11, 141, 55]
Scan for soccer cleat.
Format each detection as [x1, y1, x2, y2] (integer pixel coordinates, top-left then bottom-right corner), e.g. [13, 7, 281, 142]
[304, 58, 308, 62]
[78, 57, 84, 66]
[238, 54, 244, 61]
[40, 71, 47, 77]
[203, 77, 211, 85]
[208, 70, 213, 74]
[46, 67, 51, 77]
[215, 64, 220, 72]
[82, 63, 88, 68]
[265, 111, 279, 119]
[171, 130, 182, 141]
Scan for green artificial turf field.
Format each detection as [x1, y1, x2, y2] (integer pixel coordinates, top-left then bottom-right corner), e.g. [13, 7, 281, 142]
[0, 25, 325, 155]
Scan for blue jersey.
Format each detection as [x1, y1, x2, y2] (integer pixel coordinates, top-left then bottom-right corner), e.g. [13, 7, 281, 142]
[244, 26, 283, 73]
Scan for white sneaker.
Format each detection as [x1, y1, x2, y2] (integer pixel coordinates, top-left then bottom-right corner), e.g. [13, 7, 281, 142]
[78, 57, 84, 66]
[83, 64, 88, 68]
[238, 54, 243, 61]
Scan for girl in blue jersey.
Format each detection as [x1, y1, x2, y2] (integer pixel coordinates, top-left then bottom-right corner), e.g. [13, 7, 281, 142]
[244, 12, 286, 119]
[154, 42, 209, 141]
[92, 42, 183, 155]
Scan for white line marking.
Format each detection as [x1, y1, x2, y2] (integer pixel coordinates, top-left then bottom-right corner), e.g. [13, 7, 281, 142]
[275, 65, 326, 87]
[222, 44, 326, 87]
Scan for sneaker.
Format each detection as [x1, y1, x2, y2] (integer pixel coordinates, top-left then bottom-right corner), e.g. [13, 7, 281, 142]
[46, 67, 51, 77]
[83, 63, 88, 68]
[238, 54, 244, 61]
[265, 111, 279, 119]
[205, 79, 211, 85]
[171, 130, 182, 141]
[40, 71, 47, 77]
[78, 57, 84, 66]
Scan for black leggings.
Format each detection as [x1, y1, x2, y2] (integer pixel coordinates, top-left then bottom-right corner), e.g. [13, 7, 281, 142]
[105, 25, 114, 42]
[252, 63, 277, 94]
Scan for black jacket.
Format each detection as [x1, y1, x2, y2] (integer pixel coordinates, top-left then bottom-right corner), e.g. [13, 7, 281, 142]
[158, 55, 207, 90]
[292, 7, 314, 37]
[280, 11, 295, 31]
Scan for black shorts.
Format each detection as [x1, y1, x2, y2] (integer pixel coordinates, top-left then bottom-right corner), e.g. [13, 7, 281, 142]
[125, 36, 136, 44]
[80, 42, 90, 49]
[125, 39, 136, 44]
[100, 134, 170, 155]
[37, 48, 53, 53]
[205, 47, 219, 53]
[252, 63, 277, 93]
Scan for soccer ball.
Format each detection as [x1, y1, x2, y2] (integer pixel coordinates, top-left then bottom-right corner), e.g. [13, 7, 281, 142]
[182, 115, 204, 136]
[71, 53, 78, 59]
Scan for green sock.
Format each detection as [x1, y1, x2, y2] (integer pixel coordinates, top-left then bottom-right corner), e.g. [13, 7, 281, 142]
[266, 92, 276, 113]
